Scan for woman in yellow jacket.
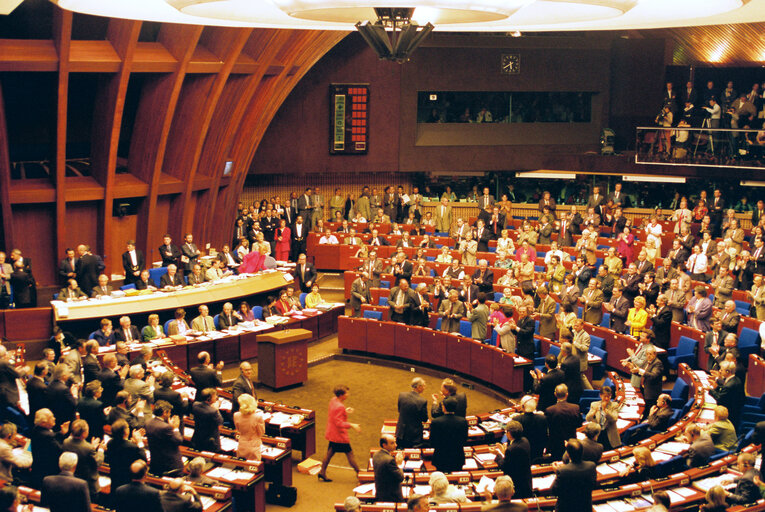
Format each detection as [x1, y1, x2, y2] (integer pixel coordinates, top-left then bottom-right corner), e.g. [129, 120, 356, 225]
[625, 295, 648, 337]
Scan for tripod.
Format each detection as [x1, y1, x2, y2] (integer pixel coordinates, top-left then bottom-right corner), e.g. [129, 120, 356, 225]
[693, 116, 714, 157]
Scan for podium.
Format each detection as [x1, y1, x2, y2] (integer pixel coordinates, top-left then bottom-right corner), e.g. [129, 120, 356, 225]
[257, 329, 311, 390]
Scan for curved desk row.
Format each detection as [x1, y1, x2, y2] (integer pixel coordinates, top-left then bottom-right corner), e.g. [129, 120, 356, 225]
[52, 271, 294, 322]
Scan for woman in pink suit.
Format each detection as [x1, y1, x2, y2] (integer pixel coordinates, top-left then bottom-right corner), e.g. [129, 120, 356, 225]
[233, 394, 265, 461]
[617, 226, 636, 265]
[317, 385, 361, 482]
[275, 219, 291, 261]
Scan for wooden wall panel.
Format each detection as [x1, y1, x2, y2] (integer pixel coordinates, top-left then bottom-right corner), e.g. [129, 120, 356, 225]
[144, 194, 173, 265]
[10, 204, 55, 285]
[0, 84, 13, 250]
[64, 201, 99, 254]
[110, 213, 138, 275]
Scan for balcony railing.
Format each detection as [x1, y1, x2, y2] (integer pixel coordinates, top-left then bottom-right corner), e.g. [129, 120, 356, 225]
[635, 126, 765, 170]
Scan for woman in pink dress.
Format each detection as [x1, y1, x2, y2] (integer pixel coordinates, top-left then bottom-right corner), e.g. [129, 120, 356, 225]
[275, 219, 291, 261]
[233, 394, 265, 461]
[616, 226, 635, 265]
[317, 385, 360, 482]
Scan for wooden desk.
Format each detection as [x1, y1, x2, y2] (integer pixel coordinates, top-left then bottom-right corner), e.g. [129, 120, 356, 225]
[257, 329, 311, 390]
[52, 271, 292, 322]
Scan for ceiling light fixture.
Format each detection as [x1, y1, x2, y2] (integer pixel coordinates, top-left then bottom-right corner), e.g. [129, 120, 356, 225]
[355, 8, 434, 63]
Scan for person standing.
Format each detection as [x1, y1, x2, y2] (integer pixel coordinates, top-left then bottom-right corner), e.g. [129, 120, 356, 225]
[318, 385, 361, 482]
[492, 421, 532, 499]
[638, 346, 663, 420]
[233, 394, 265, 461]
[372, 434, 405, 503]
[41, 452, 91, 512]
[544, 384, 581, 461]
[395, 377, 428, 449]
[429, 399, 468, 473]
[550, 439, 597, 512]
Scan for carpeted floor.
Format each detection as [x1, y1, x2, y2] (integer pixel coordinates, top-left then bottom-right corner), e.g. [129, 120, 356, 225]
[246, 358, 508, 511]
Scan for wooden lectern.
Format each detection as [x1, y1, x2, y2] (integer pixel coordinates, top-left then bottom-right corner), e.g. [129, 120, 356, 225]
[257, 328, 311, 390]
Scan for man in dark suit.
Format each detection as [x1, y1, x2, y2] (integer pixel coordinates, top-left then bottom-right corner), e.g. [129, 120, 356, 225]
[27, 362, 48, 420]
[604, 286, 629, 334]
[230, 362, 256, 414]
[650, 294, 673, 351]
[75, 244, 104, 299]
[145, 401, 183, 476]
[372, 434, 405, 502]
[557, 212, 575, 247]
[47, 364, 77, 429]
[382, 187, 399, 222]
[105, 419, 147, 493]
[474, 219, 491, 252]
[395, 377, 428, 449]
[639, 346, 664, 420]
[77, 381, 106, 439]
[711, 361, 746, 429]
[30, 408, 63, 488]
[293, 253, 316, 293]
[154, 372, 186, 434]
[296, 188, 313, 225]
[431, 378, 467, 419]
[430, 398, 468, 473]
[568, 422, 604, 464]
[114, 316, 141, 343]
[493, 421, 532, 499]
[410, 283, 431, 328]
[586, 186, 606, 217]
[160, 478, 204, 512]
[180, 233, 201, 273]
[59, 278, 88, 300]
[487, 207, 505, 239]
[391, 252, 413, 287]
[532, 355, 565, 412]
[90, 274, 114, 298]
[189, 351, 223, 401]
[97, 354, 124, 407]
[388, 279, 416, 325]
[349, 272, 372, 317]
[481, 475, 528, 512]
[472, 260, 494, 294]
[477, 187, 495, 210]
[511, 305, 536, 360]
[608, 182, 629, 208]
[513, 397, 548, 464]
[291, 216, 309, 260]
[158, 235, 182, 268]
[217, 302, 239, 330]
[544, 384, 581, 461]
[121, 240, 145, 285]
[159, 264, 184, 288]
[191, 388, 223, 452]
[62, 420, 101, 499]
[41, 452, 91, 512]
[58, 248, 78, 287]
[550, 439, 597, 512]
[114, 460, 163, 512]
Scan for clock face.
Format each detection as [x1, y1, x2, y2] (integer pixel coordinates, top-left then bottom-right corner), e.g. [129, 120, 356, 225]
[501, 53, 520, 74]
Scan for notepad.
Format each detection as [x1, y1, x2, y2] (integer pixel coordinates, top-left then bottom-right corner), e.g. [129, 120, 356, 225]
[475, 475, 495, 494]
[353, 483, 376, 494]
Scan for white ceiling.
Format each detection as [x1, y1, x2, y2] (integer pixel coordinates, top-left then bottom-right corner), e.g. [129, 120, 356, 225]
[51, 0, 765, 32]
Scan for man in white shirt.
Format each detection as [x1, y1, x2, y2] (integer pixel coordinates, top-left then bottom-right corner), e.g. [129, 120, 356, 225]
[319, 229, 339, 245]
[686, 245, 708, 281]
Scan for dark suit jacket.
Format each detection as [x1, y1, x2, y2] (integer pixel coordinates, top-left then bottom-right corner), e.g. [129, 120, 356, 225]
[31, 426, 63, 487]
[459, 284, 480, 305]
[114, 481, 163, 512]
[373, 449, 404, 502]
[475, 227, 492, 252]
[82, 354, 101, 383]
[42, 471, 91, 512]
[189, 365, 221, 399]
[181, 243, 200, 271]
[472, 269, 495, 294]
[545, 401, 581, 460]
[710, 375, 745, 426]
[160, 272, 185, 288]
[561, 354, 583, 404]
[395, 390, 428, 448]
[97, 367, 123, 407]
[145, 417, 183, 476]
[430, 413, 468, 473]
[293, 262, 317, 292]
[158, 244, 182, 267]
[550, 461, 597, 512]
[218, 312, 239, 329]
[513, 316, 536, 359]
[191, 401, 223, 452]
[497, 437, 532, 498]
[609, 295, 629, 333]
[77, 396, 106, 439]
[642, 358, 664, 401]
[27, 375, 47, 418]
[58, 257, 79, 285]
[114, 326, 141, 343]
[47, 380, 77, 428]
[134, 278, 155, 290]
[514, 412, 548, 464]
[534, 368, 564, 412]
[62, 437, 99, 497]
[230, 374, 256, 414]
[432, 392, 467, 419]
[76, 253, 104, 297]
[186, 272, 206, 286]
[154, 387, 186, 421]
[160, 491, 203, 512]
[650, 306, 673, 349]
[105, 437, 147, 491]
[122, 250, 145, 282]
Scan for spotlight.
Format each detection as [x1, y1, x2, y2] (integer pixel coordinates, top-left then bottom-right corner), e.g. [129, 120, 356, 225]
[355, 7, 434, 63]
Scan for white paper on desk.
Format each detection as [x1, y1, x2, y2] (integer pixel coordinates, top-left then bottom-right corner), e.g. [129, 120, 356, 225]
[222, 469, 255, 482]
[404, 460, 423, 471]
[268, 412, 292, 425]
[261, 446, 284, 458]
[673, 487, 697, 498]
[606, 500, 635, 512]
[220, 437, 238, 452]
[475, 452, 496, 464]
[694, 474, 736, 492]
[468, 426, 484, 436]
[462, 458, 478, 470]
[656, 441, 689, 455]
[199, 496, 215, 509]
[206, 467, 232, 479]
[412, 485, 431, 495]
[353, 483, 376, 494]
[609, 461, 630, 473]
[593, 504, 618, 512]
[699, 409, 716, 421]
[475, 475, 495, 494]
[489, 413, 510, 423]
[616, 419, 632, 429]
[651, 451, 673, 462]
[98, 475, 111, 488]
[665, 489, 691, 504]
[532, 474, 556, 491]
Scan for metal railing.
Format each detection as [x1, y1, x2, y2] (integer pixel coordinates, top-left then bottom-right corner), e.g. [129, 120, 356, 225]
[635, 126, 765, 169]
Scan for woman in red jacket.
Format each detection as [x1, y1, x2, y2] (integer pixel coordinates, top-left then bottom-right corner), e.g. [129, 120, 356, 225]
[275, 219, 291, 262]
[317, 384, 361, 482]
